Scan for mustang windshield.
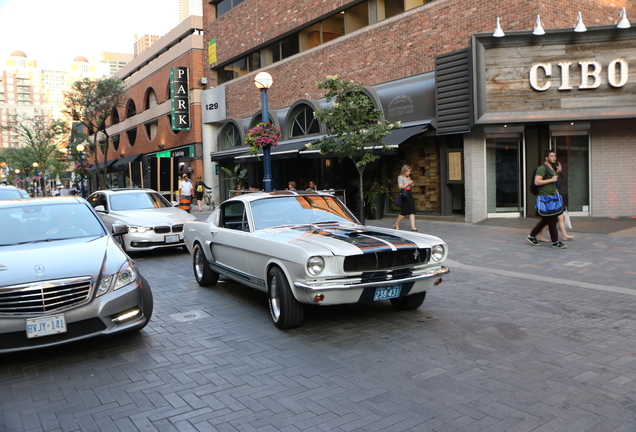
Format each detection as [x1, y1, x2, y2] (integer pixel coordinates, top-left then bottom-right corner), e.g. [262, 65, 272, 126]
[251, 195, 357, 230]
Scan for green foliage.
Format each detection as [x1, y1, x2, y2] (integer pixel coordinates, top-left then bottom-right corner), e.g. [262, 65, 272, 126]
[0, 116, 68, 194]
[313, 75, 400, 222]
[64, 77, 127, 189]
[220, 164, 248, 192]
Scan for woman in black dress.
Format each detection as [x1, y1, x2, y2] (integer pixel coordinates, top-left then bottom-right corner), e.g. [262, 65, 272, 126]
[394, 165, 418, 231]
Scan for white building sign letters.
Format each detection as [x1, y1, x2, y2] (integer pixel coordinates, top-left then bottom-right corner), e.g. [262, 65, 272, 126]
[529, 58, 629, 91]
[170, 67, 190, 130]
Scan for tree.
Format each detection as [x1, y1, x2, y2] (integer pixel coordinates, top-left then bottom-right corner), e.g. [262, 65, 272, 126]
[312, 75, 400, 224]
[63, 77, 127, 190]
[0, 116, 67, 195]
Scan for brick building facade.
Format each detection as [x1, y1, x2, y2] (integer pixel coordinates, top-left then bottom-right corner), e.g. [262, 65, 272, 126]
[200, 0, 636, 220]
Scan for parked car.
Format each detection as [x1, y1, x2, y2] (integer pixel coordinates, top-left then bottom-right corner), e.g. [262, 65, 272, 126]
[0, 196, 153, 354]
[87, 188, 196, 252]
[184, 191, 450, 329]
[19, 189, 30, 198]
[0, 185, 24, 200]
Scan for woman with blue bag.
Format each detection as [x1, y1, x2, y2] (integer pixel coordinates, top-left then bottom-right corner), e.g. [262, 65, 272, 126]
[526, 151, 567, 249]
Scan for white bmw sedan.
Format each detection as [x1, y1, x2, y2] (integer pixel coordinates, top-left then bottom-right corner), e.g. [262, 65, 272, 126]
[87, 188, 196, 252]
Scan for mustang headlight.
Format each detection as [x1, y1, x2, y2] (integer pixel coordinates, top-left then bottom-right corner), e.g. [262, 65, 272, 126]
[431, 245, 445, 262]
[129, 226, 151, 233]
[307, 256, 325, 276]
[96, 261, 139, 297]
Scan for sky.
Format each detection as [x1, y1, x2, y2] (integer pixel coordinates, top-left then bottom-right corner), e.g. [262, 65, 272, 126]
[0, 0, 179, 68]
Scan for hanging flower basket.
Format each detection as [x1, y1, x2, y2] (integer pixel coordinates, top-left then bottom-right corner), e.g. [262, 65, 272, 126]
[245, 122, 282, 156]
[75, 162, 91, 175]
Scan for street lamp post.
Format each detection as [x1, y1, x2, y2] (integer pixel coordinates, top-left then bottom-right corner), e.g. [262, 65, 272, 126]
[76, 144, 86, 198]
[254, 72, 273, 192]
[14, 169, 21, 189]
[32, 162, 39, 196]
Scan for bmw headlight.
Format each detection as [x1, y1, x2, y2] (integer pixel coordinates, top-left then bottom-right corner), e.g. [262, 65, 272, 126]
[307, 256, 325, 276]
[129, 226, 151, 233]
[95, 261, 139, 297]
[431, 245, 445, 262]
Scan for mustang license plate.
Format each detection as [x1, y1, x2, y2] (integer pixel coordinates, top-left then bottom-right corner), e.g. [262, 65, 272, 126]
[373, 285, 402, 301]
[164, 234, 179, 244]
[26, 314, 67, 339]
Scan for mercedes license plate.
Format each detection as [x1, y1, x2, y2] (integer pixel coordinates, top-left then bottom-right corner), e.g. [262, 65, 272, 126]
[26, 315, 67, 339]
[165, 234, 179, 244]
[373, 285, 402, 301]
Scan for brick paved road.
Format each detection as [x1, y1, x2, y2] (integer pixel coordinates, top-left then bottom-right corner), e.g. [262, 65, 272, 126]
[2, 219, 636, 431]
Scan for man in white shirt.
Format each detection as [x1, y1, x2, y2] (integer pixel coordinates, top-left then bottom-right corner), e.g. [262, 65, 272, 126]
[179, 174, 193, 213]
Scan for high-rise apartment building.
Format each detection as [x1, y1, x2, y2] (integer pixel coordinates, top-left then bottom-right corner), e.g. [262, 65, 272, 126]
[179, 0, 203, 23]
[134, 34, 161, 57]
[95, 52, 134, 75]
[0, 51, 111, 148]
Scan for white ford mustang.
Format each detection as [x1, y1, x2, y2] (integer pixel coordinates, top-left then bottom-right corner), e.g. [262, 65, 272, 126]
[184, 191, 450, 329]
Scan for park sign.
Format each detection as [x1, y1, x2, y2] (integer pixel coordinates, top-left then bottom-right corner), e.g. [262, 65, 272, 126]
[170, 67, 190, 130]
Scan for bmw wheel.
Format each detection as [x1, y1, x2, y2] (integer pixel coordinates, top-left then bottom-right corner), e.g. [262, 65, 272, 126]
[268, 266, 304, 329]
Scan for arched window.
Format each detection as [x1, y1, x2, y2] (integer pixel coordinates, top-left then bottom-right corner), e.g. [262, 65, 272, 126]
[126, 126, 137, 146]
[111, 108, 120, 125]
[126, 99, 137, 118]
[220, 122, 242, 149]
[289, 104, 319, 137]
[144, 121, 158, 141]
[145, 88, 158, 110]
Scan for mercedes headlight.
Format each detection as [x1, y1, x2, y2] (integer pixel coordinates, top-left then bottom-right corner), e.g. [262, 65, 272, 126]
[431, 245, 445, 262]
[307, 256, 325, 276]
[96, 261, 139, 297]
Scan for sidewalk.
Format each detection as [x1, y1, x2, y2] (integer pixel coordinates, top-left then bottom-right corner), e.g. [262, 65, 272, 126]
[193, 206, 636, 294]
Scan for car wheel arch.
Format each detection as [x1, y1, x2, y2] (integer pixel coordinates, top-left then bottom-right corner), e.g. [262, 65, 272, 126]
[264, 261, 301, 301]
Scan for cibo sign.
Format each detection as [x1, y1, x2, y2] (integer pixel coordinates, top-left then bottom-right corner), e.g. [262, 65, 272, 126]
[529, 59, 629, 91]
[170, 67, 190, 131]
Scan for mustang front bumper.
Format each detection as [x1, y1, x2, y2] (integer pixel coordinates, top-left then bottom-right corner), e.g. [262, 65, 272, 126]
[293, 266, 450, 305]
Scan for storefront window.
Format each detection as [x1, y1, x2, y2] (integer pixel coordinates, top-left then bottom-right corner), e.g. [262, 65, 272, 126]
[486, 134, 522, 213]
[551, 132, 589, 213]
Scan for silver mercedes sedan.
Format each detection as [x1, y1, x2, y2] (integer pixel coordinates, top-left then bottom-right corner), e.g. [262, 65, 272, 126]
[0, 197, 153, 353]
[184, 191, 450, 329]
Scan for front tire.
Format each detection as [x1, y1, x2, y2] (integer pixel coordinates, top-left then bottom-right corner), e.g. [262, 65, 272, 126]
[124, 276, 153, 333]
[390, 291, 426, 310]
[193, 243, 219, 286]
[268, 266, 304, 329]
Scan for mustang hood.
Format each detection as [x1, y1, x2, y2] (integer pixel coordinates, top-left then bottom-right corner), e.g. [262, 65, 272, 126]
[275, 224, 442, 256]
[0, 236, 126, 286]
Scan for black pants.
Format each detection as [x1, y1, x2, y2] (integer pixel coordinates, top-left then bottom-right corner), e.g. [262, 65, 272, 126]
[530, 215, 558, 242]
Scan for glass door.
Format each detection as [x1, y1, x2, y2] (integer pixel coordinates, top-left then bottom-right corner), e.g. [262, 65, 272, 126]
[486, 134, 523, 213]
[551, 131, 589, 213]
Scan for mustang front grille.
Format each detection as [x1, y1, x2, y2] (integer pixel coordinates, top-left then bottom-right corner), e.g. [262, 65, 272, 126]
[0, 277, 93, 315]
[343, 248, 430, 272]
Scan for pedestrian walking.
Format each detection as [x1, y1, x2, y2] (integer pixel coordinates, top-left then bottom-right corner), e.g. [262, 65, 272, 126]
[527, 150, 567, 248]
[394, 164, 418, 231]
[194, 176, 212, 212]
[536, 161, 574, 242]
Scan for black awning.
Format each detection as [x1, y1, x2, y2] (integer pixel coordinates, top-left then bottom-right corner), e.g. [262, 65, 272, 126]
[381, 124, 430, 146]
[89, 159, 117, 172]
[111, 153, 143, 171]
[235, 138, 317, 163]
[210, 147, 250, 162]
